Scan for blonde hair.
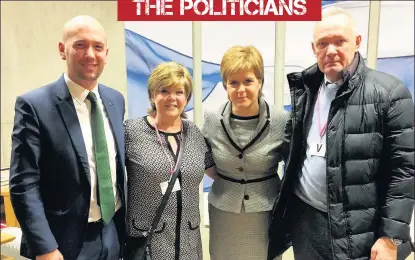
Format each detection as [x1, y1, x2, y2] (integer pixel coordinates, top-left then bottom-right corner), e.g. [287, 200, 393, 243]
[316, 6, 357, 36]
[322, 6, 354, 20]
[147, 62, 192, 118]
[220, 45, 264, 94]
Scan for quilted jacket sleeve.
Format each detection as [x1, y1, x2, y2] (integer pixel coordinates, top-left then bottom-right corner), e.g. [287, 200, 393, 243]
[378, 82, 415, 241]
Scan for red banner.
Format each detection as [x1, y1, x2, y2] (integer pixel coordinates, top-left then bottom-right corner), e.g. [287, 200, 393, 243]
[118, 0, 322, 21]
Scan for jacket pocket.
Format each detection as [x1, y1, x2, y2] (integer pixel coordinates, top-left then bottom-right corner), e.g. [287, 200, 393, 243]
[188, 217, 201, 248]
[132, 219, 166, 236]
[188, 217, 200, 230]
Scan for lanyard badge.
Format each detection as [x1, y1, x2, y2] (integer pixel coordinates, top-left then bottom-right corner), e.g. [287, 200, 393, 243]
[310, 89, 327, 157]
[151, 116, 183, 194]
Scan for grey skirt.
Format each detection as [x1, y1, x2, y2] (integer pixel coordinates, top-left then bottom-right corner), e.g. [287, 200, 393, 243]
[208, 203, 282, 260]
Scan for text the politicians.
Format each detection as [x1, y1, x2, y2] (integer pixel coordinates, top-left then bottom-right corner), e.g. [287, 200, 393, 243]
[118, 0, 322, 21]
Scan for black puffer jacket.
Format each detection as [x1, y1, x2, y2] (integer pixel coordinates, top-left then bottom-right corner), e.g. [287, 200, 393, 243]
[268, 53, 414, 260]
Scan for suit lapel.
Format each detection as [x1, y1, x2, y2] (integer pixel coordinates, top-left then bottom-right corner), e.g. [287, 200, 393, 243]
[98, 86, 123, 162]
[220, 99, 271, 153]
[54, 75, 91, 185]
[220, 102, 243, 153]
[245, 99, 270, 145]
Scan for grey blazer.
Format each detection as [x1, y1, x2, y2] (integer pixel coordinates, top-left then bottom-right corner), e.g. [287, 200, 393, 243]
[203, 98, 290, 213]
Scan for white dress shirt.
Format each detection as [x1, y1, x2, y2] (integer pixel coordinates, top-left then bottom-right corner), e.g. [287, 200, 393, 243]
[64, 74, 121, 222]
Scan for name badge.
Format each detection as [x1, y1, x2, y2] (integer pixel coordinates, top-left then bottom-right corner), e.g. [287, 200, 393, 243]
[310, 142, 326, 157]
[160, 179, 181, 195]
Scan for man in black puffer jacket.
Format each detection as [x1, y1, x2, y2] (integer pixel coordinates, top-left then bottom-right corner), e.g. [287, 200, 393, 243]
[268, 6, 414, 260]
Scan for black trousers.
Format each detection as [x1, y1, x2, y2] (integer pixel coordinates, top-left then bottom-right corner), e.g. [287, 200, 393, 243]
[287, 195, 414, 260]
[77, 208, 125, 260]
[288, 194, 333, 260]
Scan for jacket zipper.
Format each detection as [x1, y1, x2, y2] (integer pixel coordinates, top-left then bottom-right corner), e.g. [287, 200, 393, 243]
[326, 103, 336, 260]
[325, 89, 353, 260]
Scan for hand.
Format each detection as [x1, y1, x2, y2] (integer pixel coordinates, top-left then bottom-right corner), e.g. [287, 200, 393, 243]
[370, 237, 398, 260]
[36, 249, 64, 260]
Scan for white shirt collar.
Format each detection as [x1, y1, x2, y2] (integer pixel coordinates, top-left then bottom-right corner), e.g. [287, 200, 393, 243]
[64, 73, 100, 105]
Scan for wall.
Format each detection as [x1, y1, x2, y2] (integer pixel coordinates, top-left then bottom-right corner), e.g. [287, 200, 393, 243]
[0, 1, 127, 168]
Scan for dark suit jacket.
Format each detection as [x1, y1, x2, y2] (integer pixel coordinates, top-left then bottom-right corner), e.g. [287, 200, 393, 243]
[9, 75, 127, 260]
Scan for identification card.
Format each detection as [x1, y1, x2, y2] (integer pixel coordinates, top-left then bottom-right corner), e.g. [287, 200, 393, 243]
[160, 179, 181, 195]
[310, 142, 326, 157]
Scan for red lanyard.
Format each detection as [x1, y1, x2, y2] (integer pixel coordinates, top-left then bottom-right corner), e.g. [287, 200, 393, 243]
[153, 117, 183, 175]
[316, 89, 328, 139]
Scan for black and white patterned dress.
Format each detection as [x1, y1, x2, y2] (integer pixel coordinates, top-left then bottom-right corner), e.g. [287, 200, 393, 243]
[124, 117, 215, 260]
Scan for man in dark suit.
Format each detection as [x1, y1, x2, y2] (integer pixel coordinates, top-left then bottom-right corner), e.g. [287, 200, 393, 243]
[9, 15, 126, 260]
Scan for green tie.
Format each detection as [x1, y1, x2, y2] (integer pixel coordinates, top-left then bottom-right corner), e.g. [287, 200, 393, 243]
[87, 92, 115, 224]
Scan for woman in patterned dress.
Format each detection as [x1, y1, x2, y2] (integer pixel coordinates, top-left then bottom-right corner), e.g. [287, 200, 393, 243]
[124, 62, 215, 260]
[203, 46, 290, 260]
